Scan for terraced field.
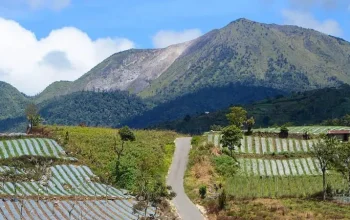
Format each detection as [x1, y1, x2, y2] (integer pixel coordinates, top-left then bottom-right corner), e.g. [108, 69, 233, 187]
[208, 134, 316, 153]
[0, 138, 75, 160]
[238, 158, 322, 176]
[0, 137, 155, 219]
[205, 129, 348, 198]
[0, 199, 150, 220]
[255, 126, 350, 134]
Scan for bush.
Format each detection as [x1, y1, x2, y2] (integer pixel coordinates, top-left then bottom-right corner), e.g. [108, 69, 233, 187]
[218, 189, 227, 210]
[213, 155, 239, 177]
[211, 125, 223, 131]
[199, 185, 207, 198]
[279, 126, 289, 138]
[191, 136, 201, 146]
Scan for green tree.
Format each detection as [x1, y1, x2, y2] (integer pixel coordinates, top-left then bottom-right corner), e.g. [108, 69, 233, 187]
[25, 103, 41, 128]
[220, 125, 243, 157]
[199, 185, 207, 199]
[333, 142, 350, 195]
[226, 107, 247, 127]
[246, 117, 255, 134]
[114, 126, 135, 180]
[312, 135, 338, 200]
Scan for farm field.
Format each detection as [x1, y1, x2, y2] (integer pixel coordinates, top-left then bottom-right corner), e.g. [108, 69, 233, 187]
[203, 130, 347, 200]
[0, 135, 156, 219]
[255, 126, 350, 134]
[0, 199, 152, 220]
[0, 138, 76, 160]
[208, 133, 316, 154]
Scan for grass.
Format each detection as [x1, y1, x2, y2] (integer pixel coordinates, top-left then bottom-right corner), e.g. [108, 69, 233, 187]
[45, 125, 178, 191]
[211, 198, 350, 219]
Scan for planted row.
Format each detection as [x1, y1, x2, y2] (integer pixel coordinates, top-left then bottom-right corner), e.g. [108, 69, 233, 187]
[0, 199, 155, 220]
[0, 138, 75, 160]
[208, 134, 316, 154]
[255, 126, 350, 134]
[238, 158, 322, 177]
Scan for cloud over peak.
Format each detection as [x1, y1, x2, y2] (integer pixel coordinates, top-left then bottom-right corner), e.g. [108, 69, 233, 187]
[0, 17, 135, 95]
[152, 29, 202, 48]
[282, 10, 343, 36]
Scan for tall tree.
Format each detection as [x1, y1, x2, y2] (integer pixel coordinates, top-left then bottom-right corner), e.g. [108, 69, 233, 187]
[245, 117, 255, 134]
[312, 135, 338, 200]
[114, 126, 135, 180]
[25, 103, 40, 128]
[333, 142, 350, 195]
[220, 125, 243, 157]
[226, 107, 247, 127]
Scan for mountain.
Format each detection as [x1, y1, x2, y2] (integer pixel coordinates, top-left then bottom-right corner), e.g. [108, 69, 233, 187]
[39, 18, 350, 103]
[0, 81, 29, 120]
[2, 18, 350, 132]
[153, 84, 350, 134]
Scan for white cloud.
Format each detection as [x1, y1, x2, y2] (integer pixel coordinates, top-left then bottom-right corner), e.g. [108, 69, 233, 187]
[0, 17, 135, 95]
[152, 29, 202, 48]
[26, 0, 71, 10]
[282, 10, 343, 36]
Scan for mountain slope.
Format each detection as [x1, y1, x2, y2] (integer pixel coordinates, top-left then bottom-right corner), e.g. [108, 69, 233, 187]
[153, 84, 350, 134]
[37, 18, 350, 103]
[140, 19, 350, 102]
[0, 81, 29, 120]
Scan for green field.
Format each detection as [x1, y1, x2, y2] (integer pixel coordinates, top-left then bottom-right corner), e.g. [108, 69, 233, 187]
[255, 126, 350, 134]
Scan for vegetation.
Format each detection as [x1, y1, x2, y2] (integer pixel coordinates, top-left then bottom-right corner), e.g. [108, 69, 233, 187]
[47, 126, 178, 192]
[153, 85, 350, 134]
[220, 125, 243, 157]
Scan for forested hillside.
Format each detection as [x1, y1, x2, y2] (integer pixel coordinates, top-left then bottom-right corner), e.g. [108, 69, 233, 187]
[154, 84, 350, 134]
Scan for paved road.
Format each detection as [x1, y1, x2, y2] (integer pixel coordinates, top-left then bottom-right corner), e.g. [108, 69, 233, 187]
[167, 137, 204, 220]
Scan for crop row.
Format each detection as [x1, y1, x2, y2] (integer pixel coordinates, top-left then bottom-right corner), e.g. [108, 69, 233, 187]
[0, 138, 75, 160]
[0, 165, 128, 198]
[208, 134, 316, 154]
[238, 158, 322, 177]
[255, 126, 350, 134]
[0, 199, 154, 220]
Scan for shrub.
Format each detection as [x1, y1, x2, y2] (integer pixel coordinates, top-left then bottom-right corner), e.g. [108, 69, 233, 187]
[211, 125, 223, 131]
[279, 126, 289, 138]
[218, 189, 227, 210]
[213, 155, 239, 177]
[199, 185, 207, 199]
[191, 136, 201, 146]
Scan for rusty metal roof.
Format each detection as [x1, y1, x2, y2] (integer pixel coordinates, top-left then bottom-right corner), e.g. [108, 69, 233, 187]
[327, 130, 350, 134]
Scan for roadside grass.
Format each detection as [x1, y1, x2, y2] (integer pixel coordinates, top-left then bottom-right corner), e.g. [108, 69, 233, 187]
[44, 125, 178, 191]
[212, 198, 350, 219]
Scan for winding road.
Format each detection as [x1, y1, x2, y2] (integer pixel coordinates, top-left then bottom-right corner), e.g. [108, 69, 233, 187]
[167, 137, 204, 220]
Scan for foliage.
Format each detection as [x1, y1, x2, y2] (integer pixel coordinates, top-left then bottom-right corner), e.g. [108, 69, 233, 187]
[199, 185, 207, 199]
[226, 107, 247, 127]
[211, 124, 223, 131]
[279, 125, 289, 138]
[213, 155, 239, 177]
[322, 114, 350, 126]
[153, 85, 350, 134]
[333, 142, 350, 194]
[312, 135, 339, 200]
[245, 117, 255, 133]
[25, 103, 41, 127]
[220, 125, 243, 157]
[191, 136, 201, 146]
[218, 189, 227, 210]
[47, 126, 178, 192]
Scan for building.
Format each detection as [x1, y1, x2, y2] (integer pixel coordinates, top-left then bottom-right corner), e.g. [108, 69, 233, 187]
[327, 130, 350, 142]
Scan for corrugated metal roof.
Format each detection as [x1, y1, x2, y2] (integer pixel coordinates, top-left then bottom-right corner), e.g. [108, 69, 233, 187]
[327, 130, 350, 134]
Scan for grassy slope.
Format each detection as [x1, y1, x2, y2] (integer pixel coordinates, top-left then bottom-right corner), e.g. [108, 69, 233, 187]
[185, 134, 350, 219]
[47, 126, 178, 190]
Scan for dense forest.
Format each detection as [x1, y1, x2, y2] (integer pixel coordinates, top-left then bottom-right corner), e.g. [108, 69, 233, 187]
[153, 85, 350, 134]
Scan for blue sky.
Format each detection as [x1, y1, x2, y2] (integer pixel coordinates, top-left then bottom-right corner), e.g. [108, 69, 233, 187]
[0, 0, 349, 94]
